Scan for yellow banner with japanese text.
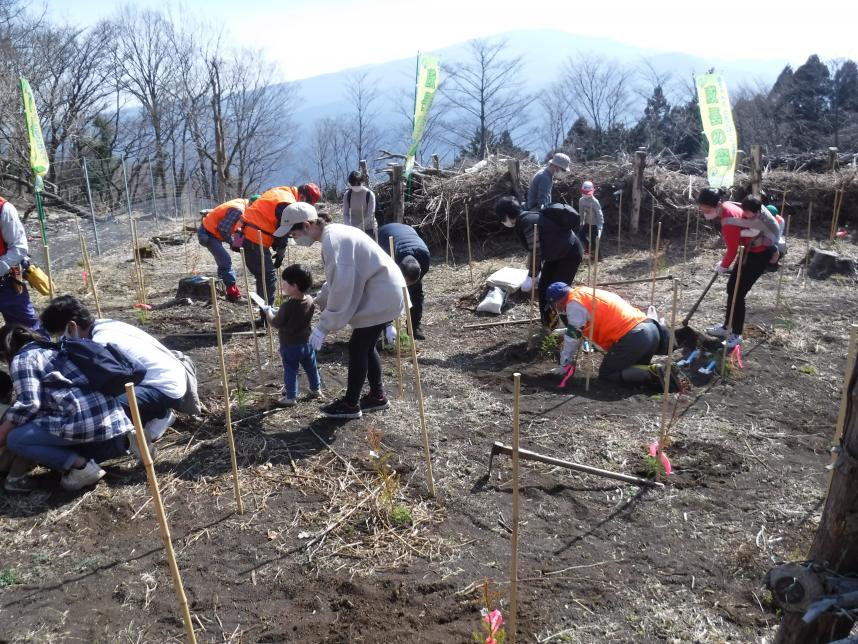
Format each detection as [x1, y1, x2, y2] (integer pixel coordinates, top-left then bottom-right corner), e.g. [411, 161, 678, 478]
[405, 54, 440, 176]
[696, 73, 737, 189]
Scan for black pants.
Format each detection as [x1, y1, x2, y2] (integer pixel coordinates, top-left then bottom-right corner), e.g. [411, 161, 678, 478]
[345, 323, 386, 405]
[538, 247, 583, 325]
[405, 249, 430, 329]
[725, 247, 775, 335]
[242, 238, 276, 304]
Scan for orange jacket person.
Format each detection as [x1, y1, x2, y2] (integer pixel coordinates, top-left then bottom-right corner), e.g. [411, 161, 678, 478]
[197, 196, 253, 300]
[546, 283, 678, 390]
[238, 183, 320, 305]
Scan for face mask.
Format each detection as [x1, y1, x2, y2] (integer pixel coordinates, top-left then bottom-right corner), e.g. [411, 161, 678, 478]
[501, 217, 515, 228]
[702, 208, 719, 221]
[294, 235, 315, 247]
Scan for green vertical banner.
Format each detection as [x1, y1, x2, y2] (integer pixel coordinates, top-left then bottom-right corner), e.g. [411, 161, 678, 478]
[405, 54, 440, 176]
[696, 73, 737, 189]
[20, 77, 50, 244]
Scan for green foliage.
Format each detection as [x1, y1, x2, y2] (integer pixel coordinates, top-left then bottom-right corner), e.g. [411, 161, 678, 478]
[539, 332, 559, 356]
[233, 383, 252, 409]
[135, 309, 151, 325]
[644, 455, 666, 479]
[389, 505, 413, 528]
[798, 364, 817, 375]
[0, 568, 20, 588]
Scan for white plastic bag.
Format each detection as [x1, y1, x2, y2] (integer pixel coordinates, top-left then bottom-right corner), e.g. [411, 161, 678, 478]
[476, 286, 505, 315]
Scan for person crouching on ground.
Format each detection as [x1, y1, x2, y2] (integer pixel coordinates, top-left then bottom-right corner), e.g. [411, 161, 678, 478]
[696, 189, 780, 349]
[378, 222, 430, 340]
[261, 263, 323, 407]
[545, 282, 679, 390]
[272, 202, 405, 419]
[0, 324, 133, 491]
[0, 368, 36, 493]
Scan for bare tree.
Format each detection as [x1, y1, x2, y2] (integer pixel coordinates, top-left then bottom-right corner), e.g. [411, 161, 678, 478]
[561, 53, 634, 135]
[344, 71, 383, 169]
[537, 80, 574, 159]
[307, 116, 351, 195]
[441, 38, 532, 160]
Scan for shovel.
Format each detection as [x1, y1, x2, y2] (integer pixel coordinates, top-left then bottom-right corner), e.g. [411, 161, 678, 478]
[680, 271, 719, 327]
[674, 271, 719, 347]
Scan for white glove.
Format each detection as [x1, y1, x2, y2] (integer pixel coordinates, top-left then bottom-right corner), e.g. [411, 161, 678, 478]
[263, 306, 277, 322]
[384, 324, 397, 344]
[309, 327, 326, 351]
[559, 335, 577, 366]
[715, 263, 731, 275]
[521, 276, 533, 293]
[550, 366, 567, 375]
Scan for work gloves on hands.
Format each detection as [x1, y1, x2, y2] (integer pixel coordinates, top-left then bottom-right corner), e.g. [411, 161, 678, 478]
[274, 251, 285, 269]
[309, 327, 326, 351]
[384, 324, 397, 345]
[715, 263, 731, 275]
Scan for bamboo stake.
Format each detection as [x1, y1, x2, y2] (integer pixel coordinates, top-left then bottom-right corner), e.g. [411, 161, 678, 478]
[43, 243, 55, 299]
[125, 383, 198, 644]
[780, 190, 788, 218]
[209, 278, 245, 514]
[774, 215, 791, 314]
[617, 191, 623, 255]
[182, 204, 189, 274]
[530, 223, 538, 327]
[827, 324, 858, 496]
[649, 198, 655, 254]
[462, 318, 540, 329]
[694, 209, 700, 250]
[465, 202, 474, 285]
[257, 230, 276, 361]
[131, 220, 147, 305]
[830, 189, 845, 241]
[78, 231, 102, 317]
[239, 248, 263, 373]
[721, 246, 745, 378]
[402, 285, 435, 497]
[585, 235, 600, 392]
[389, 237, 403, 398]
[586, 221, 593, 286]
[598, 275, 673, 288]
[806, 201, 813, 266]
[683, 208, 691, 264]
[445, 199, 451, 265]
[509, 372, 521, 644]
[650, 221, 662, 305]
[829, 189, 840, 240]
[657, 282, 679, 457]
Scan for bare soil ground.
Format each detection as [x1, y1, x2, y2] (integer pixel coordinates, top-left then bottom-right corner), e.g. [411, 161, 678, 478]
[1, 216, 857, 643]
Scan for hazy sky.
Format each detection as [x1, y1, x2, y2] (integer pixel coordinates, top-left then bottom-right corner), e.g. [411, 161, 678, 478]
[46, 0, 858, 80]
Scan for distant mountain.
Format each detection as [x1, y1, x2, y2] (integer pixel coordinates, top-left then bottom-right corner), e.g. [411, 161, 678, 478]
[276, 29, 789, 184]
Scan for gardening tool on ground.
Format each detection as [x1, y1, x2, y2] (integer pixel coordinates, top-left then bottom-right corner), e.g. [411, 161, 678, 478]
[487, 441, 664, 488]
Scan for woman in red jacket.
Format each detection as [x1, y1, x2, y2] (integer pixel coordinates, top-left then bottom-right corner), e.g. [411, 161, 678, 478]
[697, 189, 781, 349]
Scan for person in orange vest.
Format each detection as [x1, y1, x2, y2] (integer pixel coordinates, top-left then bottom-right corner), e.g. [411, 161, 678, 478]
[0, 195, 40, 331]
[238, 184, 320, 305]
[197, 196, 257, 300]
[546, 282, 679, 390]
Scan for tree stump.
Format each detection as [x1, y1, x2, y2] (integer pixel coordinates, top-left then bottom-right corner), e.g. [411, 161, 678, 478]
[134, 241, 163, 260]
[805, 248, 858, 280]
[175, 276, 221, 302]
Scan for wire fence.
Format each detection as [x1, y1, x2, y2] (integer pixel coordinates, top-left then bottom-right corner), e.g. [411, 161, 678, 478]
[26, 155, 219, 272]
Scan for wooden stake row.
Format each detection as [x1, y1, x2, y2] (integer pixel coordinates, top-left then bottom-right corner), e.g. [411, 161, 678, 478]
[829, 188, 846, 241]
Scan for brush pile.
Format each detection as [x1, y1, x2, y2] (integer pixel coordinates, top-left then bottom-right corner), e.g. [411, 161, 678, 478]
[373, 154, 858, 249]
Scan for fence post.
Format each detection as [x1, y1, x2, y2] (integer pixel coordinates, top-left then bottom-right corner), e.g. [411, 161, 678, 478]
[750, 145, 762, 197]
[358, 159, 368, 182]
[81, 158, 102, 256]
[829, 146, 839, 171]
[391, 164, 404, 223]
[147, 155, 159, 226]
[507, 158, 521, 201]
[630, 149, 646, 234]
[431, 154, 439, 170]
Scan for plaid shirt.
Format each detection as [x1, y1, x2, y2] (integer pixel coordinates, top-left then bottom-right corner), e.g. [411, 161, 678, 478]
[5, 342, 132, 442]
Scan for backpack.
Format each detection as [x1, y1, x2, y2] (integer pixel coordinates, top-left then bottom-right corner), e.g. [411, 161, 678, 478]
[40, 338, 147, 397]
[346, 188, 371, 210]
[541, 203, 581, 234]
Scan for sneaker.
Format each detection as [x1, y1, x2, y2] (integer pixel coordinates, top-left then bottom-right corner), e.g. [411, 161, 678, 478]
[144, 411, 176, 442]
[706, 324, 731, 339]
[359, 392, 390, 413]
[128, 429, 156, 462]
[724, 334, 743, 350]
[412, 326, 426, 341]
[319, 398, 362, 419]
[307, 389, 324, 400]
[4, 474, 38, 494]
[61, 459, 105, 491]
[225, 284, 241, 301]
[277, 396, 296, 407]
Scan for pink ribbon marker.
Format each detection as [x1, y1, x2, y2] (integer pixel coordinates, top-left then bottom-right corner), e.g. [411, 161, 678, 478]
[836, 228, 848, 238]
[133, 303, 153, 310]
[730, 344, 744, 369]
[557, 363, 576, 389]
[648, 441, 673, 475]
[82, 270, 88, 287]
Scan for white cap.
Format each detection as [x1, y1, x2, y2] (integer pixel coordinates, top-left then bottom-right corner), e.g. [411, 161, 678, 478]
[273, 202, 318, 237]
[549, 152, 571, 172]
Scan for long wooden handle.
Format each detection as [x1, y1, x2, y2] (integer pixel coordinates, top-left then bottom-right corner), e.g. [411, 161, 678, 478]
[681, 271, 719, 327]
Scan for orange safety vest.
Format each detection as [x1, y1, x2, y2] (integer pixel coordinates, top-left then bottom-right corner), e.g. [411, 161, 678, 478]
[239, 187, 296, 248]
[561, 287, 646, 350]
[202, 198, 248, 241]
